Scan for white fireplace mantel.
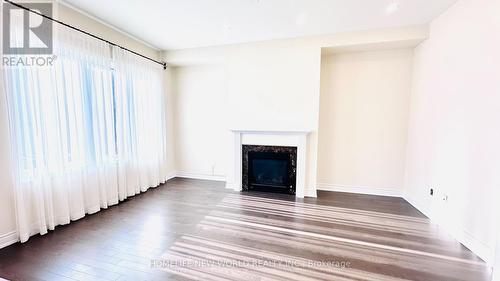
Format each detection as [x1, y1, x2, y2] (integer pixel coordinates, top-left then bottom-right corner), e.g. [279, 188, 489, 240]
[226, 129, 312, 198]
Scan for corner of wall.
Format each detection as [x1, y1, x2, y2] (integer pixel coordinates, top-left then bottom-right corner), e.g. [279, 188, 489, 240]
[402, 188, 496, 265]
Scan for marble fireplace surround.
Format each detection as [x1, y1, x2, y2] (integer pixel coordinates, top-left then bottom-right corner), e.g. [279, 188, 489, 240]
[242, 144, 297, 194]
[226, 130, 312, 198]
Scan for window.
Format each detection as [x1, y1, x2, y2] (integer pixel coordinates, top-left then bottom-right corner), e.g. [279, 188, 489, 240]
[3, 32, 166, 181]
[2, 18, 168, 244]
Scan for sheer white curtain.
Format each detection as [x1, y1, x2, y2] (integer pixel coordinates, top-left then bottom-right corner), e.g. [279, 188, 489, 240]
[112, 47, 168, 200]
[2, 24, 168, 242]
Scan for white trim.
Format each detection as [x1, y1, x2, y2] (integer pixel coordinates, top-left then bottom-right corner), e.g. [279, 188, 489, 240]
[304, 188, 318, 198]
[174, 171, 316, 198]
[56, 0, 161, 51]
[229, 130, 312, 198]
[0, 231, 18, 249]
[225, 181, 237, 190]
[166, 172, 177, 181]
[403, 194, 495, 265]
[457, 230, 495, 266]
[317, 183, 402, 197]
[175, 171, 226, 182]
[402, 195, 433, 219]
[230, 129, 312, 135]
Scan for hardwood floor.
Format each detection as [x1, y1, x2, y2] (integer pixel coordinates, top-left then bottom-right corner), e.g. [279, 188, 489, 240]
[0, 178, 491, 281]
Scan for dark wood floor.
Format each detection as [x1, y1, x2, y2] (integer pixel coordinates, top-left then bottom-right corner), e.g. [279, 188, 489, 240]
[0, 178, 491, 281]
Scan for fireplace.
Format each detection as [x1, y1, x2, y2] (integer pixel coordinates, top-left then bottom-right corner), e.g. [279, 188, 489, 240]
[227, 129, 314, 198]
[242, 145, 297, 194]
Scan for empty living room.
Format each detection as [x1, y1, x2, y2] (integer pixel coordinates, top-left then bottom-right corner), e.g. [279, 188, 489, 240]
[0, 0, 499, 280]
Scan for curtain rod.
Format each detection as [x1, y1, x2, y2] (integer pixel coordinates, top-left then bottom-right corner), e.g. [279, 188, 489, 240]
[3, 0, 167, 70]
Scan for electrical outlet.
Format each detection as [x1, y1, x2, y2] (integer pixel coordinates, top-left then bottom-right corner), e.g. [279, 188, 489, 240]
[430, 188, 434, 196]
[442, 195, 448, 202]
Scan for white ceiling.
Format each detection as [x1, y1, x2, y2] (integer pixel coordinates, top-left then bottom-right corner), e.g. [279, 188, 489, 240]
[62, 0, 457, 51]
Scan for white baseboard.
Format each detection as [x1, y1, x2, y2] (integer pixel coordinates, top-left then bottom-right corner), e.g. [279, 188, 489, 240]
[224, 181, 317, 198]
[402, 195, 433, 219]
[304, 189, 318, 198]
[317, 183, 402, 197]
[166, 172, 177, 181]
[403, 194, 494, 265]
[0, 231, 18, 249]
[175, 171, 226, 182]
[225, 182, 241, 191]
[458, 229, 495, 266]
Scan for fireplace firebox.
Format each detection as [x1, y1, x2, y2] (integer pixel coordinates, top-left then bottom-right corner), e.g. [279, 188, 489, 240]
[242, 145, 297, 194]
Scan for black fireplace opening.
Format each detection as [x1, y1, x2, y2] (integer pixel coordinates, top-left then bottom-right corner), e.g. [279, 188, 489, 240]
[242, 145, 297, 194]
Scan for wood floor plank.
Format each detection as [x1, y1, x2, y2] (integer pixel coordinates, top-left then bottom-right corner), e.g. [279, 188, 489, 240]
[0, 178, 491, 281]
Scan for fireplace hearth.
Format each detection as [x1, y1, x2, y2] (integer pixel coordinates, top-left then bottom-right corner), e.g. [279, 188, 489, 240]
[242, 145, 297, 194]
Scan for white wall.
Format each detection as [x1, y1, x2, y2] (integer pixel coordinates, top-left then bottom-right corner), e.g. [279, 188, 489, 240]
[164, 67, 177, 178]
[172, 65, 230, 179]
[0, 2, 161, 248]
[224, 40, 323, 190]
[57, 4, 159, 59]
[404, 0, 500, 264]
[165, 26, 428, 192]
[168, 41, 323, 190]
[317, 49, 413, 196]
[224, 41, 321, 132]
